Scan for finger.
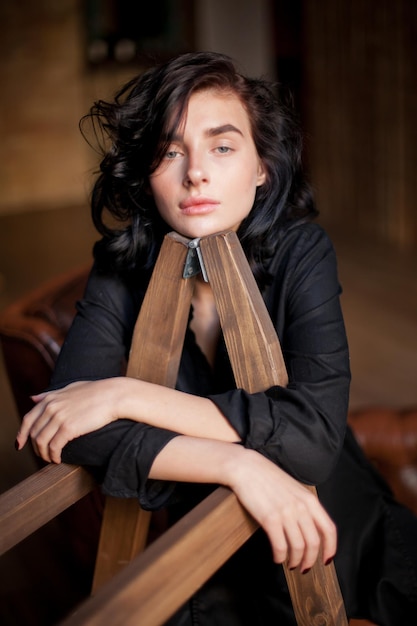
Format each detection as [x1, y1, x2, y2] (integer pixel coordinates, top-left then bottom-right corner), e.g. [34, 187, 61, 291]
[28, 434, 37, 455]
[47, 431, 69, 464]
[29, 419, 52, 462]
[27, 398, 62, 462]
[16, 402, 49, 449]
[283, 521, 306, 570]
[265, 521, 289, 565]
[33, 412, 66, 463]
[35, 424, 70, 464]
[30, 392, 48, 403]
[295, 515, 322, 572]
[314, 511, 337, 565]
[34, 401, 78, 464]
[30, 406, 56, 438]
[31, 427, 53, 463]
[294, 489, 337, 567]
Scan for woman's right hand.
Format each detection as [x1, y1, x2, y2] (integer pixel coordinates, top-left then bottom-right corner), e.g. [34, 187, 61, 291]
[16, 380, 122, 463]
[225, 447, 336, 572]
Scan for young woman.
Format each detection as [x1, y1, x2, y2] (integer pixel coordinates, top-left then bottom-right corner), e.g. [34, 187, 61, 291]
[16, 52, 417, 624]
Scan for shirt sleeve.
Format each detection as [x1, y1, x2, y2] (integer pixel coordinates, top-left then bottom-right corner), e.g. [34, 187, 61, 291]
[51, 264, 181, 510]
[208, 224, 351, 485]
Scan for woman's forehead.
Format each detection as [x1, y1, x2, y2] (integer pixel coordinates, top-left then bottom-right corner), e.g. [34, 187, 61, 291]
[172, 88, 250, 132]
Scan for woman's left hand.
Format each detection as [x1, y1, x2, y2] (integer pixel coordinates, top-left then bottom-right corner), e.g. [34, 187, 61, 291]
[15, 380, 121, 463]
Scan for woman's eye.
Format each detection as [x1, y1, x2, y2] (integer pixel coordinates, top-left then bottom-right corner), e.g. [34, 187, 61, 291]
[165, 150, 179, 159]
[216, 146, 232, 154]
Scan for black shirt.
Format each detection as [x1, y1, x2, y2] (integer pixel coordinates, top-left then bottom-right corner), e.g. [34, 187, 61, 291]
[52, 222, 417, 624]
[56, 223, 349, 502]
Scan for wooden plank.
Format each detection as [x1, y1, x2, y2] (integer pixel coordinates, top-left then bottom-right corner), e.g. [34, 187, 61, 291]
[91, 497, 153, 592]
[0, 463, 95, 555]
[63, 488, 258, 626]
[126, 232, 196, 386]
[200, 231, 288, 389]
[201, 231, 348, 626]
[92, 232, 196, 591]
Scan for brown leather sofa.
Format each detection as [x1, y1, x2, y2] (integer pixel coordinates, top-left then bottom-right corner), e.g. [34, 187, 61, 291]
[1, 265, 416, 626]
[0, 265, 90, 419]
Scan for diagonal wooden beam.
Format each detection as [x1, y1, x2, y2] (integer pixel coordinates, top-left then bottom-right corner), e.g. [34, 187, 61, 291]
[92, 232, 196, 591]
[200, 231, 348, 626]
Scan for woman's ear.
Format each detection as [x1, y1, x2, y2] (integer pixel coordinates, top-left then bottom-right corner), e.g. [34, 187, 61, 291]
[256, 161, 267, 187]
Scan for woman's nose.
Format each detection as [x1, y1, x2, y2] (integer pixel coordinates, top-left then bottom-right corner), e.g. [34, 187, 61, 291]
[183, 154, 209, 187]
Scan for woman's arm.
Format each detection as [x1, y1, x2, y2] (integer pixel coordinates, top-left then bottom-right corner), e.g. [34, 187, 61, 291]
[148, 435, 337, 572]
[16, 378, 337, 572]
[16, 377, 240, 464]
[206, 225, 351, 485]
[17, 225, 349, 485]
[16, 396, 337, 571]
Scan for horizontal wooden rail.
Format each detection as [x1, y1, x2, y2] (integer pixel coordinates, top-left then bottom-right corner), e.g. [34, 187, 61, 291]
[0, 460, 347, 625]
[0, 462, 260, 625]
[0, 463, 95, 555]
[1, 463, 347, 626]
[62, 486, 259, 626]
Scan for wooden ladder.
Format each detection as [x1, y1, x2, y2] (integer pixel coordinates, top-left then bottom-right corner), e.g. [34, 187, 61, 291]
[87, 229, 348, 625]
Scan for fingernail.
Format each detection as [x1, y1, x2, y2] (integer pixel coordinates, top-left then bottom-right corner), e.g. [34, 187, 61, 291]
[302, 568, 311, 575]
[15, 439, 20, 451]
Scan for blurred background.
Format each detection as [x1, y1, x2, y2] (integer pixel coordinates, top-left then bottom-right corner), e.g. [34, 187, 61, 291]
[0, 0, 416, 622]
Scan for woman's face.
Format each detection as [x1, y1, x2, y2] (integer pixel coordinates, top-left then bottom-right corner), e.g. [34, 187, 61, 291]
[149, 89, 266, 239]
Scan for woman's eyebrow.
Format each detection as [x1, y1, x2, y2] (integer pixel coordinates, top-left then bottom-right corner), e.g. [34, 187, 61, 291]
[168, 124, 243, 143]
[206, 124, 243, 137]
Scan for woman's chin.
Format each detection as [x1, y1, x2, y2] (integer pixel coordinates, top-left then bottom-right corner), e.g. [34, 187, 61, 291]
[168, 220, 239, 241]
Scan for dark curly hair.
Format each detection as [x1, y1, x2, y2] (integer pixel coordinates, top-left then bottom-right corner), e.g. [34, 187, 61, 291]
[80, 51, 317, 283]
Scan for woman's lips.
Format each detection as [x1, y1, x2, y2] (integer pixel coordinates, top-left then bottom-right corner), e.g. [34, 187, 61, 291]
[179, 197, 220, 215]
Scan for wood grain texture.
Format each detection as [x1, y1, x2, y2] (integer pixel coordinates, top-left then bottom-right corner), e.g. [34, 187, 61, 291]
[91, 497, 153, 592]
[126, 232, 196, 386]
[0, 463, 95, 555]
[200, 231, 288, 389]
[63, 487, 258, 626]
[92, 232, 196, 591]
[201, 231, 348, 626]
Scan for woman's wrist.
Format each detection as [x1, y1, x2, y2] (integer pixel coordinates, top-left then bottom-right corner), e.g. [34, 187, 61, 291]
[218, 443, 252, 490]
[109, 376, 149, 422]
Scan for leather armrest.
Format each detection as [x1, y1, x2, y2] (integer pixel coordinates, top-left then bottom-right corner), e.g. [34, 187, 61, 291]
[348, 408, 417, 517]
[0, 265, 89, 417]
